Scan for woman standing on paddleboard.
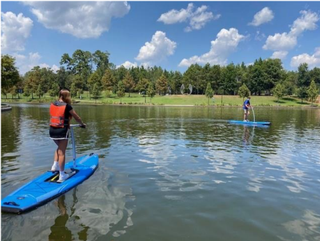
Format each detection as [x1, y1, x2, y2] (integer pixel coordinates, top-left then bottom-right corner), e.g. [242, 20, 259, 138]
[49, 89, 86, 182]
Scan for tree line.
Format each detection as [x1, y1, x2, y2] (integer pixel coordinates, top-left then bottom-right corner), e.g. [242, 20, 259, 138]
[1, 49, 320, 104]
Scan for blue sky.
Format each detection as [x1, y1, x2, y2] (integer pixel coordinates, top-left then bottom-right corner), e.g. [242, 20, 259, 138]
[1, 1, 320, 74]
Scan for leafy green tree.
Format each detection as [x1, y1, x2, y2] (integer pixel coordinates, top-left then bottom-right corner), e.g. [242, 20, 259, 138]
[182, 64, 203, 94]
[156, 74, 168, 95]
[1, 55, 20, 98]
[297, 86, 308, 103]
[297, 63, 310, 88]
[117, 81, 125, 103]
[92, 50, 110, 78]
[296, 63, 311, 104]
[92, 83, 101, 103]
[49, 82, 59, 97]
[148, 66, 164, 84]
[123, 72, 135, 97]
[101, 68, 116, 94]
[56, 67, 72, 90]
[147, 82, 156, 103]
[235, 64, 247, 93]
[221, 63, 238, 95]
[283, 71, 297, 96]
[248, 59, 266, 95]
[136, 78, 149, 94]
[15, 77, 24, 99]
[210, 65, 221, 94]
[24, 66, 42, 99]
[263, 58, 284, 95]
[23, 83, 31, 97]
[115, 66, 128, 85]
[272, 83, 286, 102]
[307, 80, 319, 105]
[136, 78, 149, 103]
[238, 83, 250, 102]
[60, 49, 93, 89]
[205, 83, 214, 105]
[309, 67, 320, 86]
[10, 85, 17, 99]
[88, 72, 101, 98]
[171, 71, 183, 94]
[36, 83, 44, 98]
[70, 75, 84, 98]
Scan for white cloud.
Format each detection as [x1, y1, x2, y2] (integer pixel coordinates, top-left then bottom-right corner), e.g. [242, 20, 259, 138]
[249, 7, 274, 26]
[263, 10, 319, 56]
[13, 52, 59, 74]
[263, 32, 297, 51]
[51, 65, 60, 73]
[1, 12, 33, 53]
[271, 51, 288, 59]
[24, 1, 130, 38]
[291, 47, 320, 68]
[157, 3, 192, 24]
[179, 28, 244, 67]
[135, 31, 177, 66]
[117, 61, 138, 69]
[158, 3, 220, 32]
[290, 10, 319, 36]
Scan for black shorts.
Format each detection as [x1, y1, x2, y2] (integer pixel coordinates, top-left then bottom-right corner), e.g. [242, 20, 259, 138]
[49, 126, 69, 140]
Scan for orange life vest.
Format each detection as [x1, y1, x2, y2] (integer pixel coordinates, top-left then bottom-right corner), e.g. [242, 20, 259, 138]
[49, 102, 69, 128]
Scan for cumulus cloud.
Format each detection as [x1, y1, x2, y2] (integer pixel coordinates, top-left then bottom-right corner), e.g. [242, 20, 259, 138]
[179, 28, 245, 67]
[290, 10, 319, 36]
[24, 1, 130, 38]
[157, 3, 192, 24]
[13, 52, 59, 74]
[249, 7, 274, 26]
[135, 31, 177, 66]
[271, 51, 288, 59]
[263, 10, 319, 56]
[1, 12, 33, 53]
[291, 47, 320, 68]
[117, 61, 138, 69]
[158, 3, 220, 32]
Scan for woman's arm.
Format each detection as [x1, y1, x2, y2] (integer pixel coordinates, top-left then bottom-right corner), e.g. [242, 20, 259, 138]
[69, 109, 86, 127]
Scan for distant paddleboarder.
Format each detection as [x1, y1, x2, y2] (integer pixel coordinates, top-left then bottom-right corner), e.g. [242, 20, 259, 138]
[49, 89, 86, 182]
[243, 97, 251, 122]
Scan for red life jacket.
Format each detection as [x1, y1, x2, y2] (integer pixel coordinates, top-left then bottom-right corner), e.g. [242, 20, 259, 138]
[49, 102, 69, 128]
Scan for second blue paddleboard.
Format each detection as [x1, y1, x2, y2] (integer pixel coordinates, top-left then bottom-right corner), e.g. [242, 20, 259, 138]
[229, 120, 271, 126]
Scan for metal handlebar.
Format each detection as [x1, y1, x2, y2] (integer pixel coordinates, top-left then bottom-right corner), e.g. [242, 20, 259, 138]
[70, 124, 86, 168]
[70, 124, 86, 128]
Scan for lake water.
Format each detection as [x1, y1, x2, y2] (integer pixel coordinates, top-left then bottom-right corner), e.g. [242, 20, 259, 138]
[1, 104, 320, 241]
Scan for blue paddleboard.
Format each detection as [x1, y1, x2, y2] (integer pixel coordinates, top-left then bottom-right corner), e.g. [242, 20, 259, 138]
[1, 153, 98, 214]
[229, 120, 271, 126]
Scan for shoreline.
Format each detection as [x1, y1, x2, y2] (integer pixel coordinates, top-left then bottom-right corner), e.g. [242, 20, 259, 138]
[2, 100, 319, 109]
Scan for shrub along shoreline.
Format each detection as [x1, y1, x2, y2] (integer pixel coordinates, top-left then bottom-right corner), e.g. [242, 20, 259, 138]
[2, 92, 319, 108]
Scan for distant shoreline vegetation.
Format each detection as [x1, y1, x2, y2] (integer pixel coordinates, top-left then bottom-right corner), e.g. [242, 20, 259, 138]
[2, 92, 319, 108]
[1, 49, 320, 107]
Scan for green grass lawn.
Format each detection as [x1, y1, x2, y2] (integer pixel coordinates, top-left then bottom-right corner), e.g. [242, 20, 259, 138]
[2, 92, 319, 107]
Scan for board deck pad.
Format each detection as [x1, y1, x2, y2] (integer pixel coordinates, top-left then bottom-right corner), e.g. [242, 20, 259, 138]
[1, 153, 98, 214]
[46, 169, 78, 183]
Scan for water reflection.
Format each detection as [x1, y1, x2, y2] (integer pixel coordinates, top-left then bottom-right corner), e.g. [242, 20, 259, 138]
[282, 210, 320, 240]
[2, 105, 320, 241]
[49, 195, 73, 241]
